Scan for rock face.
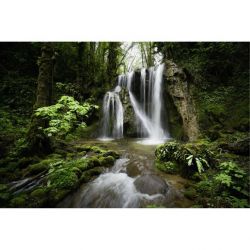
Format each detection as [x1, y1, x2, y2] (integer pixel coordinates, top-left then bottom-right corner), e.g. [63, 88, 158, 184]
[164, 60, 199, 141]
[134, 174, 169, 195]
[120, 87, 138, 137]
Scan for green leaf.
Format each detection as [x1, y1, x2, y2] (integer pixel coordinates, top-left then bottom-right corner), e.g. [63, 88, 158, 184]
[186, 155, 193, 160]
[188, 157, 193, 166]
[195, 158, 204, 174]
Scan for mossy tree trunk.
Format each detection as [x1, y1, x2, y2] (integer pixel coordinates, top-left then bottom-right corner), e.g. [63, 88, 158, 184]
[106, 42, 120, 88]
[76, 42, 85, 91]
[26, 43, 55, 155]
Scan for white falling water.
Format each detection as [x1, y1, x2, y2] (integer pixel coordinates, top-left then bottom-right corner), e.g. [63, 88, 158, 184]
[100, 86, 123, 140]
[127, 71, 155, 137]
[150, 63, 167, 140]
[100, 63, 169, 144]
[128, 64, 169, 144]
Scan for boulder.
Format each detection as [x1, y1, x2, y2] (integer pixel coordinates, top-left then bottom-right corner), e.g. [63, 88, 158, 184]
[134, 174, 169, 195]
[222, 137, 250, 155]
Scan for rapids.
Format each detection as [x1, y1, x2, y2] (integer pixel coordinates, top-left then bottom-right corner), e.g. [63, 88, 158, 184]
[58, 139, 193, 208]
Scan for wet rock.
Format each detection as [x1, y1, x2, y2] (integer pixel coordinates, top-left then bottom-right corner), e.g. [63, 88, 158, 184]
[134, 174, 169, 195]
[221, 137, 250, 155]
[126, 162, 141, 177]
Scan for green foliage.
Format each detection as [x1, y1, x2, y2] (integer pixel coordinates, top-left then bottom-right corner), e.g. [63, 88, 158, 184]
[10, 196, 27, 208]
[155, 160, 179, 174]
[194, 161, 249, 208]
[24, 157, 62, 176]
[155, 141, 179, 161]
[155, 141, 212, 175]
[47, 168, 79, 190]
[35, 96, 98, 138]
[215, 173, 232, 187]
[186, 154, 209, 174]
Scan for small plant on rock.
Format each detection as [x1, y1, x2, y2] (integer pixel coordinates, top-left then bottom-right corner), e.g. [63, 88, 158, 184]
[186, 154, 210, 174]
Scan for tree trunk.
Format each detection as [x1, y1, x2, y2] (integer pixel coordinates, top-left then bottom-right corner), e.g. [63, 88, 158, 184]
[34, 43, 54, 109]
[26, 43, 54, 156]
[76, 42, 84, 89]
[107, 42, 120, 88]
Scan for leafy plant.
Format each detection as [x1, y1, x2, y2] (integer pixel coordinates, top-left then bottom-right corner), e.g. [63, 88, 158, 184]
[186, 154, 210, 174]
[215, 173, 232, 187]
[35, 96, 98, 138]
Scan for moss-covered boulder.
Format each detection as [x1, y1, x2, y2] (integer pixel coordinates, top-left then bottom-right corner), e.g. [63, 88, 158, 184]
[155, 160, 180, 174]
[80, 167, 105, 183]
[10, 194, 27, 208]
[2, 142, 120, 208]
[23, 157, 62, 177]
[98, 155, 115, 167]
[155, 140, 213, 177]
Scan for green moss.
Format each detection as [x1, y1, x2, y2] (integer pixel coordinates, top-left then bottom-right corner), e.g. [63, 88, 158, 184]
[90, 146, 105, 153]
[156, 160, 179, 174]
[17, 157, 40, 169]
[48, 169, 79, 190]
[0, 191, 11, 206]
[24, 157, 62, 176]
[0, 184, 8, 192]
[102, 150, 120, 159]
[73, 145, 91, 152]
[10, 196, 27, 208]
[71, 167, 82, 177]
[88, 156, 101, 167]
[98, 156, 115, 167]
[80, 167, 104, 183]
[30, 188, 48, 199]
[48, 188, 70, 204]
[184, 187, 197, 200]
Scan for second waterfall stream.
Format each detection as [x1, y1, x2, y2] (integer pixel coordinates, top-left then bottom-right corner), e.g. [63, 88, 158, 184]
[100, 63, 170, 144]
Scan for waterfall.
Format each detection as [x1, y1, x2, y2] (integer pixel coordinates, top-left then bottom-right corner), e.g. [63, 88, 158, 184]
[149, 63, 167, 140]
[127, 64, 169, 144]
[127, 71, 155, 137]
[100, 86, 123, 140]
[100, 63, 169, 144]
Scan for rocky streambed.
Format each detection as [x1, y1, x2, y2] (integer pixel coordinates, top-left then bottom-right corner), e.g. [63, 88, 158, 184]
[58, 139, 193, 208]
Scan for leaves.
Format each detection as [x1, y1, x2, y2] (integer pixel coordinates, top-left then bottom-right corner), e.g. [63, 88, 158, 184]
[195, 158, 204, 174]
[215, 173, 232, 187]
[35, 96, 98, 138]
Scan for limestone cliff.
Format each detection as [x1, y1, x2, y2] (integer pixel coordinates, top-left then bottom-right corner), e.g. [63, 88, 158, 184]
[164, 60, 199, 141]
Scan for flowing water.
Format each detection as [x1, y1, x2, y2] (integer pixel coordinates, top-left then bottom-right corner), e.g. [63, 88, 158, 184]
[66, 64, 192, 208]
[100, 63, 170, 145]
[100, 86, 124, 140]
[58, 139, 193, 208]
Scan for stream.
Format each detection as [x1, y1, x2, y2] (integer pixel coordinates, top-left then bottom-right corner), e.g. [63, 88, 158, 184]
[58, 139, 193, 208]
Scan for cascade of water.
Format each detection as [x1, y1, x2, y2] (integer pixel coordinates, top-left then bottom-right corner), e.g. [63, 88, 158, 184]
[100, 87, 123, 140]
[139, 68, 146, 137]
[150, 63, 166, 139]
[100, 63, 169, 144]
[118, 74, 127, 88]
[127, 71, 154, 136]
[128, 64, 169, 144]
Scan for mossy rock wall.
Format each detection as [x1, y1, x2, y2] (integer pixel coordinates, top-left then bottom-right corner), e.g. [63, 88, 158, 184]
[164, 60, 199, 141]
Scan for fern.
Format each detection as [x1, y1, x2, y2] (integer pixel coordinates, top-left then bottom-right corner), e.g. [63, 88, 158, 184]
[185, 154, 209, 174]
